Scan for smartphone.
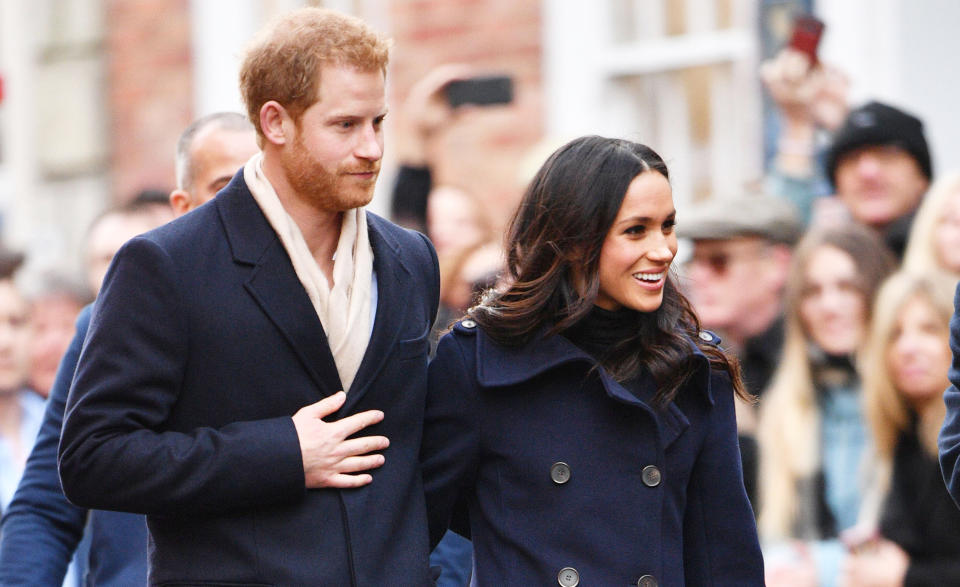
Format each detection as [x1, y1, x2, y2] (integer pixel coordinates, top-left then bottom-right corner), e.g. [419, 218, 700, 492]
[445, 75, 514, 108]
[787, 14, 825, 64]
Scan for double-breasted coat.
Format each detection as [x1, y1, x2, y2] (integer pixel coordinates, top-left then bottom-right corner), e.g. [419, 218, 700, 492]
[59, 171, 440, 585]
[422, 319, 764, 586]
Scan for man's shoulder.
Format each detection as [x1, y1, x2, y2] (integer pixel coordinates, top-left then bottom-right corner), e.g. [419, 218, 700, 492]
[366, 211, 424, 242]
[367, 212, 434, 261]
[143, 201, 220, 245]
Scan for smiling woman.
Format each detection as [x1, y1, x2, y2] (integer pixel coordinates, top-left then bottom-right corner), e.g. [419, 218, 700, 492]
[422, 135, 764, 586]
[595, 170, 677, 314]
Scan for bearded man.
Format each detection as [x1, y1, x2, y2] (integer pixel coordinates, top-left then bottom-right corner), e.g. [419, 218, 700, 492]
[59, 8, 440, 585]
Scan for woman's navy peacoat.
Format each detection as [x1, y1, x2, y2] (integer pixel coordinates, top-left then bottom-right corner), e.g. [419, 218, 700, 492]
[423, 319, 764, 586]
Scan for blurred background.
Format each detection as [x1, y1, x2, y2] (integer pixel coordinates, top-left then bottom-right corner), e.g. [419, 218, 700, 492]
[0, 0, 958, 290]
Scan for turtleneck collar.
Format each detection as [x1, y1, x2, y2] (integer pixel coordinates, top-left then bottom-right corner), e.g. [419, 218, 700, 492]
[808, 344, 858, 392]
[562, 305, 640, 363]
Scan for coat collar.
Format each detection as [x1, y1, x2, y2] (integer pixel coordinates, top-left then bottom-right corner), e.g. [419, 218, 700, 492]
[473, 323, 714, 401]
[216, 171, 412, 406]
[470, 323, 715, 447]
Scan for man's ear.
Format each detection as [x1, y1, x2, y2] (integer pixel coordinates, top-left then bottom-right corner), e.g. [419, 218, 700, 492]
[260, 101, 289, 146]
[169, 189, 192, 217]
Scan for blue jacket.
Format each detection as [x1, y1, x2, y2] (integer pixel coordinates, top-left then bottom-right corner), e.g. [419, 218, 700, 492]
[423, 320, 764, 586]
[0, 304, 148, 586]
[939, 282, 960, 506]
[59, 172, 440, 585]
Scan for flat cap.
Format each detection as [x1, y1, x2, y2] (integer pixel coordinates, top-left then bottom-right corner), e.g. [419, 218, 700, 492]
[678, 194, 802, 245]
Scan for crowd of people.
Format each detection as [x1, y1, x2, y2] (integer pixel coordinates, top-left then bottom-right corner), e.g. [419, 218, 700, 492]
[0, 5, 956, 587]
[687, 44, 960, 587]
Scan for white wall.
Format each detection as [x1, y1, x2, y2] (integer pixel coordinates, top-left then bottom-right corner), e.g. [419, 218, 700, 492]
[898, 0, 960, 176]
[817, 0, 960, 177]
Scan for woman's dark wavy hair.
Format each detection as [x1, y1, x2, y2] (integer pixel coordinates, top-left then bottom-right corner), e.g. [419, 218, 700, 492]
[471, 136, 745, 405]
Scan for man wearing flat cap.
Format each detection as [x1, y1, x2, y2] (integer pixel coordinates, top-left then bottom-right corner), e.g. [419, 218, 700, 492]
[680, 193, 802, 508]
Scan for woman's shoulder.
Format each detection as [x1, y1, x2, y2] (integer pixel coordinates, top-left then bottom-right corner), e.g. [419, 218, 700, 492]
[683, 330, 737, 406]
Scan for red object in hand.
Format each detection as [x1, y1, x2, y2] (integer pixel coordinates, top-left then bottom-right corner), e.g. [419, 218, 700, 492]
[788, 15, 825, 65]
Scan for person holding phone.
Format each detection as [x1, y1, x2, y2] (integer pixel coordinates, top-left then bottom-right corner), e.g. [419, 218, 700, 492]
[761, 15, 850, 226]
[422, 136, 764, 586]
[391, 65, 514, 233]
[762, 16, 933, 260]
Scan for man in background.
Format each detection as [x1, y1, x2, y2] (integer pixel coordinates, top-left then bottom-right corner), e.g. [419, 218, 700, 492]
[25, 273, 89, 399]
[0, 249, 43, 513]
[762, 49, 932, 258]
[680, 193, 801, 506]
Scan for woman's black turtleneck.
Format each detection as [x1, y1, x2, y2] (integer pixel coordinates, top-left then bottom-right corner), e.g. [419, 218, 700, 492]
[563, 305, 639, 365]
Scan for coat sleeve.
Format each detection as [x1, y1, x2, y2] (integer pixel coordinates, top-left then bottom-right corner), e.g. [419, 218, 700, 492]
[58, 236, 305, 517]
[682, 370, 765, 585]
[421, 330, 480, 549]
[939, 282, 960, 507]
[0, 306, 92, 585]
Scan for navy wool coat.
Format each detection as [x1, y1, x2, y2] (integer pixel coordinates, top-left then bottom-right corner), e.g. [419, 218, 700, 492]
[422, 320, 764, 586]
[939, 282, 960, 508]
[59, 171, 440, 586]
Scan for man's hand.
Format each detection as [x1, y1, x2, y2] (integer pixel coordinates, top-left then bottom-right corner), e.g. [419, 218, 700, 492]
[292, 391, 389, 489]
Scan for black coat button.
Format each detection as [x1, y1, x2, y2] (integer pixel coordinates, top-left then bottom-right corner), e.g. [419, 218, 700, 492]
[558, 567, 580, 586]
[550, 462, 571, 484]
[641, 465, 661, 487]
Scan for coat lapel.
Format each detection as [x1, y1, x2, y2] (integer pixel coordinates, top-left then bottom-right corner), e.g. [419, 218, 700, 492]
[340, 216, 411, 412]
[217, 173, 342, 397]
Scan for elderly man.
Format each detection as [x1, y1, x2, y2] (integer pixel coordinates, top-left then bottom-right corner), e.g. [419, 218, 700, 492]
[679, 193, 801, 506]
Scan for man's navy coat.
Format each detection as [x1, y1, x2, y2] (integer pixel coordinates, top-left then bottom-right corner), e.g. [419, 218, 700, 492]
[422, 320, 764, 586]
[59, 172, 440, 586]
[939, 282, 960, 508]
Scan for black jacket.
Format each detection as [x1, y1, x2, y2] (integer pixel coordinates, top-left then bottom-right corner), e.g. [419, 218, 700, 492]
[882, 426, 960, 586]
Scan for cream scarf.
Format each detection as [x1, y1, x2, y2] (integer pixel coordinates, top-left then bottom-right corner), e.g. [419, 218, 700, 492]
[244, 153, 373, 392]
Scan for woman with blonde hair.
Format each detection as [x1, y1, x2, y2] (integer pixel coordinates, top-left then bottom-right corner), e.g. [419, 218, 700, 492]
[840, 271, 960, 585]
[902, 171, 960, 278]
[759, 224, 895, 586]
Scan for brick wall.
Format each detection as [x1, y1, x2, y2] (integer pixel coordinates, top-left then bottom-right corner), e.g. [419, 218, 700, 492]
[105, 0, 193, 201]
[388, 0, 544, 231]
[103, 0, 542, 220]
